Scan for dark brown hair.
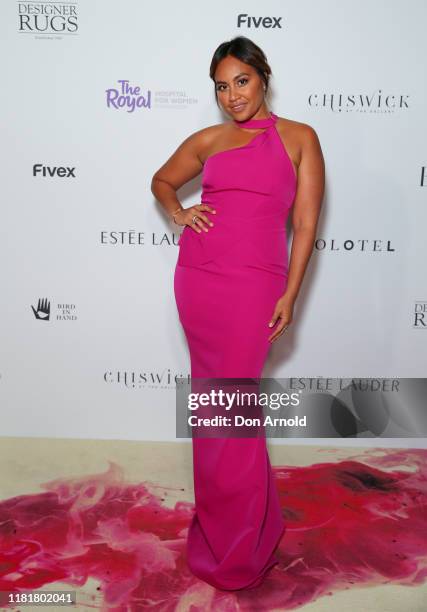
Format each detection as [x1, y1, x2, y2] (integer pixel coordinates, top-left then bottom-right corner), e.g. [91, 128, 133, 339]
[209, 36, 272, 106]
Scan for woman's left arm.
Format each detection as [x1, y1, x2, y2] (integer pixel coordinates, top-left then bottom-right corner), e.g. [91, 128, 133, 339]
[268, 125, 325, 342]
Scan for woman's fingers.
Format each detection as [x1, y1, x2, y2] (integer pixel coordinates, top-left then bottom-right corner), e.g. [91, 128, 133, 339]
[191, 216, 208, 233]
[194, 214, 213, 231]
[189, 205, 216, 233]
[197, 205, 216, 228]
[198, 204, 216, 216]
[268, 318, 291, 343]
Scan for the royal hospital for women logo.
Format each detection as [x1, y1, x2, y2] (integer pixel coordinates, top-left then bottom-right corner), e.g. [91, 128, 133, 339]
[105, 80, 198, 113]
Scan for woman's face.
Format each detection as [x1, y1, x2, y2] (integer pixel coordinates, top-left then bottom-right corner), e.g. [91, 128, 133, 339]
[214, 55, 265, 120]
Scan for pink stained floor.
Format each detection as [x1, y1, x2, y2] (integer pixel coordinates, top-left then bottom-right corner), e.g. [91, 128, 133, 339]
[0, 446, 426, 611]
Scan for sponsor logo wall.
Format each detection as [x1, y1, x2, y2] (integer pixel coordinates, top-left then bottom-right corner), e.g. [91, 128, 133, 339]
[2, 0, 426, 442]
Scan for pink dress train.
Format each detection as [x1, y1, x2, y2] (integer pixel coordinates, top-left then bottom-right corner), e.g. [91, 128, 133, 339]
[174, 112, 297, 590]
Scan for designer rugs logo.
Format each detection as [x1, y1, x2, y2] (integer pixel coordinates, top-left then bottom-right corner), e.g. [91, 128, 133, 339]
[31, 298, 78, 321]
[18, 2, 79, 37]
[413, 300, 427, 329]
[308, 89, 409, 113]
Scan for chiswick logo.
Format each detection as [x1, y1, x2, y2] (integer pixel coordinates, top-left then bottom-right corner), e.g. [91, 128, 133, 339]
[104, 369, 191, 390]
[106, 80, 151, 113]
[18, 2, 78, 36]
[309, 89, 409, 113]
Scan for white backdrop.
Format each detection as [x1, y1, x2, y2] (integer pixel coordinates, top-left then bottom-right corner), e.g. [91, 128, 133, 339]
[1, 0, 426, 443]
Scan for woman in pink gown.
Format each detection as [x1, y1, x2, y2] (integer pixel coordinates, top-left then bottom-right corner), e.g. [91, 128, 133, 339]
[151, 36, 324, 590]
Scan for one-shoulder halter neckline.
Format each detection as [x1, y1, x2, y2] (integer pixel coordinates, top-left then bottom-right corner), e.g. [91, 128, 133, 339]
[233, 111, 277, 129]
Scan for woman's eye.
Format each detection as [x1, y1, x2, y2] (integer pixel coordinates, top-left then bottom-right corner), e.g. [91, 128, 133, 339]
[216, 79, 248, 92]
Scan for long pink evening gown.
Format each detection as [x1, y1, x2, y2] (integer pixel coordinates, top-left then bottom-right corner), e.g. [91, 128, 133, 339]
[174, 111, 297, 590]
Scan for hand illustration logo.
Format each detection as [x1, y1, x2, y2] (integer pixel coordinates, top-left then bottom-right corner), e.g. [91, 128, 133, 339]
[31, 298, 50, 321]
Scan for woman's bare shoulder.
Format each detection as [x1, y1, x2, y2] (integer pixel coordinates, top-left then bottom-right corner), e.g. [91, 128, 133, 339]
[186, 121, 229, 144]
[178, 122, 230, 161]
[275, 116, 322, 163]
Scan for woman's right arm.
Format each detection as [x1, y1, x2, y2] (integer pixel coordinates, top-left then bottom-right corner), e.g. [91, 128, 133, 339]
[151, 130, 216, 232]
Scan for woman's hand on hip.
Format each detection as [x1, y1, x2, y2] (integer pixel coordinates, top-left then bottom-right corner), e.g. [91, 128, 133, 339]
[174, 204, 216, 233]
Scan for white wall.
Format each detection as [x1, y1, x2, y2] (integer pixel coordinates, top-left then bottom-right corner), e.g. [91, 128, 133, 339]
[1, 0, 426, 443]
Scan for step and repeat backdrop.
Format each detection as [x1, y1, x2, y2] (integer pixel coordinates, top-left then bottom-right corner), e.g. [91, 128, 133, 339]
[1, 1, 426, 442]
